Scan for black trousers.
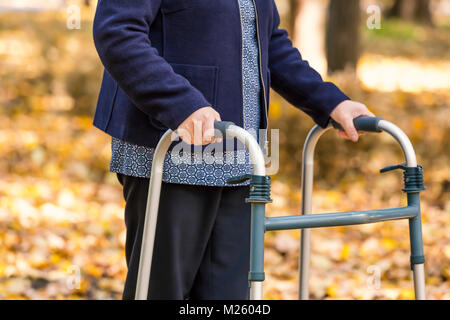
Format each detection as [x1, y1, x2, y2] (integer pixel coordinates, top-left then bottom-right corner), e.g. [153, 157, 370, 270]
[116, 173, 251, 300]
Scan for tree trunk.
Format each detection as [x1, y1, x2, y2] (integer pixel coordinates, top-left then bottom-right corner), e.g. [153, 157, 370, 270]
[414, 0, 433, 25]
[386, 0, 414, 20]
[386, 0, 433, 25]
[325, 0, 360, 73]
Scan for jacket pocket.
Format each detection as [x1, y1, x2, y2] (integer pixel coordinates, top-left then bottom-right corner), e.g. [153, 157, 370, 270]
[148, 62, 219, 130]
[169, 62, 219, 107]
[161, 1, 193, 14]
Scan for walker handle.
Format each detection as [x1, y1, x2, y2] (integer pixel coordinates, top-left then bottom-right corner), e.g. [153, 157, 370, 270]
[214, 121, 235, 137]
[330, 116, 383, 133]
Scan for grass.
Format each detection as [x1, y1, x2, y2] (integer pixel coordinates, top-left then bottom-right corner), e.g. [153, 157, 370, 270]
[362, 17, 450, 59]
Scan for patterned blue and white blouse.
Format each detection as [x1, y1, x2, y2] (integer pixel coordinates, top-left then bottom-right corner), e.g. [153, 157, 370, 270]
[110, 0, 262, 186]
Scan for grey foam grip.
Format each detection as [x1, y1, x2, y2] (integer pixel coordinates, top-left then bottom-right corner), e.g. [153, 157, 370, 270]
[330, 116, 383, 132]
[214, 121, 235, 137]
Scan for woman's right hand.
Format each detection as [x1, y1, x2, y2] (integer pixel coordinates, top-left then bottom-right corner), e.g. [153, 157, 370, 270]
[176, 106, 222, 145]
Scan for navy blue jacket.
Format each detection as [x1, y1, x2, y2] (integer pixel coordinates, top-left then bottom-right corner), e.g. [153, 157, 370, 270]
[92, 0, 349, 148]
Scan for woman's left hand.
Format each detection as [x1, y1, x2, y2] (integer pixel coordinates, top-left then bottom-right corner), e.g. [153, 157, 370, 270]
[330, 100, 375, 142]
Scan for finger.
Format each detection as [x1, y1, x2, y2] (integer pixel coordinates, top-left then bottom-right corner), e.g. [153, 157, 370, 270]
[364, 110, 376, 117]
[338, 130, 351, 140]
[203, 117, 216, 145]
[192, 120, 203, 145]
[214, 112, 223, 143]
[343, 118, 359, 142]
[177, 126, 192, 145]
[358, 107, 375, 118]
[338, 130, 365, 139]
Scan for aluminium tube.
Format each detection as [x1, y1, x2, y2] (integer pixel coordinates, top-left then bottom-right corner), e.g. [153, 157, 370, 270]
[135, 129, 176, 300]
[298, 125, 329, 300]
[378, 120, 426, 300]
[224, 125, 267, 300]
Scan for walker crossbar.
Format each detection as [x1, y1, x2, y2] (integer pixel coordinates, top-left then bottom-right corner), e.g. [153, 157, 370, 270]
[265, 205, 418, 231]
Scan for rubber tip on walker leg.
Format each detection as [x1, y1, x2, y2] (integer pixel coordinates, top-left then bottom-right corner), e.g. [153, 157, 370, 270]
[248, 272, 265, 281]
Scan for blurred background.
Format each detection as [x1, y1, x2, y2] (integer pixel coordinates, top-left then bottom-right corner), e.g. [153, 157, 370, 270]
[0, 0, 448, 299]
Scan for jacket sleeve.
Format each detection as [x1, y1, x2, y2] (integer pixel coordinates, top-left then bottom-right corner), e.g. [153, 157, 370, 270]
[93, 0, 210, 130]
[268, 1, 349, 128]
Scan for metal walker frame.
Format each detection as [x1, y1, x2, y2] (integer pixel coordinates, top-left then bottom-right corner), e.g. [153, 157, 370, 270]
[135, 117, 426, 300]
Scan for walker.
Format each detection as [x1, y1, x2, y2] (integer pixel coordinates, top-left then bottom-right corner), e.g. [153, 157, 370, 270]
[135, 117, 426, 300]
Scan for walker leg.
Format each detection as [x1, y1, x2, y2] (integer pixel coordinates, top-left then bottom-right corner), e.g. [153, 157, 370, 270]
[250, 282, 263, 300]
[135, 130, 173, 300]
[248, 203, 266, 300]
[298, 153, 312, 299]
[298, 125, 326, 300]
[299, 229, 311, 300]
[413, 264, 426, 300]
[298, 150, 313, 300]
[407, 193, 426, 300]
[135, 178, 161, 299]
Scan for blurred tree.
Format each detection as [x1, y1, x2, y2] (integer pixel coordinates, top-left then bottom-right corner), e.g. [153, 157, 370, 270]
[386, 0, 433, 25]
[325, 0, 360, 73]
[288, 0, 301, 37]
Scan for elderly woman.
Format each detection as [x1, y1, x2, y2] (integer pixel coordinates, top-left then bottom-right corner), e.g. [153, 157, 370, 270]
[92, 0, 374, 300]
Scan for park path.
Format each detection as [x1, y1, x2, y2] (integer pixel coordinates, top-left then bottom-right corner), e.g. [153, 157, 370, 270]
[0, 0, 66, 12]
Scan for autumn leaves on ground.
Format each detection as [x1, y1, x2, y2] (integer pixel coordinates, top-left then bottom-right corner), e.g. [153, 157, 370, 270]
[0, 6, 449, 299]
